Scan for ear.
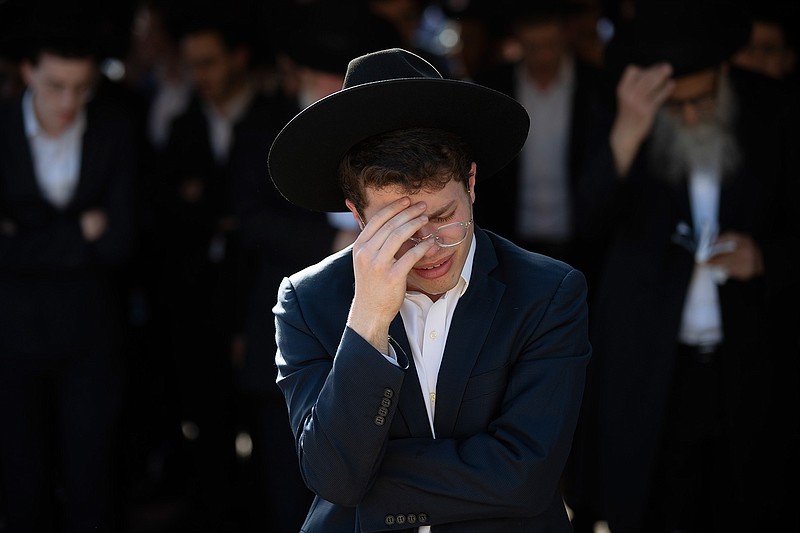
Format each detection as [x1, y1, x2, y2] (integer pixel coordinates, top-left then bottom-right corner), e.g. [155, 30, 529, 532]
[232, 45, 250, 71]
[784, 49, 796, 77]
[467, 162, 477, 204]
[344, 199, 364, 229]
[20, 60, 34, 87]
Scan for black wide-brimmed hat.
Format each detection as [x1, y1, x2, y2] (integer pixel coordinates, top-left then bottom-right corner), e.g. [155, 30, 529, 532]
[604, 0, 752, 82]
[268, 48, 530, 212]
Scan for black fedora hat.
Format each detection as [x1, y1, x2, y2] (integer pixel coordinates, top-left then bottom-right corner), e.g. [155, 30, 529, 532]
[268, 48, 530, 212]
[604, 0, 752, 82]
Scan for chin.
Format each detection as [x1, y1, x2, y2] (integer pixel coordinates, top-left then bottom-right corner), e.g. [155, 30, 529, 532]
[410, 276, 457, 298]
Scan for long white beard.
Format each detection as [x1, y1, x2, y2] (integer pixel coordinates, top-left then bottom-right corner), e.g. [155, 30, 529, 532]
[648, 73, 741, 186]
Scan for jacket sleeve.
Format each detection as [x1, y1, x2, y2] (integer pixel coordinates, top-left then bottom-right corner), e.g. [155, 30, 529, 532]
[274, 275, 409, 506]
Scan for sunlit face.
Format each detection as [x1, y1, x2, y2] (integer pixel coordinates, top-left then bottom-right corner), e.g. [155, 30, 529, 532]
[22, 52, 96, 136]
[181, 31, 244, 107]
[354, 170, 476, 301]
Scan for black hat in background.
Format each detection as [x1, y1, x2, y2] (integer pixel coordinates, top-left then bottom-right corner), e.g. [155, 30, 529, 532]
[603, 0, 752, 82]
[268, 48, 529, 212]
[283, 1, 404, 75]
[0, 0, 29, 61]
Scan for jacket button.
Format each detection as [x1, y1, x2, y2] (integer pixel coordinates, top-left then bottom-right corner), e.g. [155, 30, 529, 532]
[378, 406, 388, 416]
[384, 515, 395, 525]
[418, 513, 428, 523]
[396, 514, 406, 525]
[374, 415, 385, 426]
[381, 397, 391, 408]
[383, 388, 394, 399]
[407, 514, 417, 524]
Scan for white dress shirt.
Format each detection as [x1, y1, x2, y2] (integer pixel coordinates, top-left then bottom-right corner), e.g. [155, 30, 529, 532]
[678, 165, 724, 348]
[397, 235, 475, 533]
[515, 56, 575, 243]
[146, 67, 192, 149]
[202, 85, 254, 165]
[23, 90, 86, 209]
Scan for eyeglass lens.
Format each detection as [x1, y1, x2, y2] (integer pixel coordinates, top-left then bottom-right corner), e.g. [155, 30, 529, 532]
[410, 221, 471, 247]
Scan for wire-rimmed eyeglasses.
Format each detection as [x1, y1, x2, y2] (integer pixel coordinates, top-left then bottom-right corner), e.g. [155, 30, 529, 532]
[409, 218, 473, 248]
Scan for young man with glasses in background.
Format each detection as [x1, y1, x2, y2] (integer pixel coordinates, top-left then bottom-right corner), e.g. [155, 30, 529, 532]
[266, 47, 591, 532]
[0, 12, 136, 532]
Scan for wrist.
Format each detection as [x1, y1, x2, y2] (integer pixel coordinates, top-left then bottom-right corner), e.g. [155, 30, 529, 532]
[347, 312, 392, 354]
[610, 125, 644, 178]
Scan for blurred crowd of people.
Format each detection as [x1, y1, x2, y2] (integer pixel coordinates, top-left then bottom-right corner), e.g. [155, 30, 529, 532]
[0, 0, 797, 532]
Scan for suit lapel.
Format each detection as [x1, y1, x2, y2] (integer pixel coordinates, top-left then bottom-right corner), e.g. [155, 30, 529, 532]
[69, 106, 100, 209]
[5, 100, 41, 202]
[434, 230, 503, 438]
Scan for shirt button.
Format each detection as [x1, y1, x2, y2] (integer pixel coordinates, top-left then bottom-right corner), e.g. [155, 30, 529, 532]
[429, 330, 438, 340]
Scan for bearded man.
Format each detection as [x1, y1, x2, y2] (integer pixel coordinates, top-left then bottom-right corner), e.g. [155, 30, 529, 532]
[572, 2, 800, 532]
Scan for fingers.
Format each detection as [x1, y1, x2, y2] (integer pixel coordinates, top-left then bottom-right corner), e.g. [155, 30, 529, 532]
[356, 198, 428, 256]
[704, 232, 764, 281]
[618, 63, 674, 109]
[611, 62, 676, 175]
[640, 63, 674, 102]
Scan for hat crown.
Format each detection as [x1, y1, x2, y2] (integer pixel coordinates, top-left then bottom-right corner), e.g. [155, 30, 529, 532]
[343, 48, 443, 89]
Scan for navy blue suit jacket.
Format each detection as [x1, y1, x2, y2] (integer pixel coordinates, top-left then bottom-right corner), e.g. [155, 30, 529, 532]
[274, 228, 591, 532]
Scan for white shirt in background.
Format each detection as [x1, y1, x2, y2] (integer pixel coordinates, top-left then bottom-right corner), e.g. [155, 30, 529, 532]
[23, 90, 86, 209]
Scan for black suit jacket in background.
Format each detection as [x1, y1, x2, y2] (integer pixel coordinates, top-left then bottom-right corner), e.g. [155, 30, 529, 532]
[576, 66, 800, 532]
[0, 93, 136, 355]
[472, 59, 602, 249]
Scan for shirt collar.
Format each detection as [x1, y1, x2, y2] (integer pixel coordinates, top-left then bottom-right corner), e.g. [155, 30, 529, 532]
[459, 233, 476, 296]
[517, 53, 575, 95]
[202, 83, 255, 124]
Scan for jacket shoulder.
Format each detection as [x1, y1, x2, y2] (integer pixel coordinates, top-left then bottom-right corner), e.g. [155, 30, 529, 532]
[288, 247, 354, 291]
[483, 230, 586, 294]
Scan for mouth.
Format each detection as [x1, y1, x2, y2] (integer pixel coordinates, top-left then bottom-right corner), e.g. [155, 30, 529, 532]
[413, 255, 453, 279]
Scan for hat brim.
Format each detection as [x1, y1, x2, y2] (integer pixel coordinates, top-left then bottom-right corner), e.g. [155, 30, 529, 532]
[603, 1, 752, 83]
[268, 78, 530, 212]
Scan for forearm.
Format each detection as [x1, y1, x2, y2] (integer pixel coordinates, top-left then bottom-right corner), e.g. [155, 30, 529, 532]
[281, 327, 407, 504]
[609, 120, 645, 178]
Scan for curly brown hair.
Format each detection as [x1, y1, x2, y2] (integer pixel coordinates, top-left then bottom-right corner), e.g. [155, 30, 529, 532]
[339, 127, 473, 216]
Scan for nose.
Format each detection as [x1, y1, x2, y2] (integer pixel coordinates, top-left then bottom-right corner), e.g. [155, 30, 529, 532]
[59, 87, 85, 114]
[680, 102, 700, 127]
[411, 221, 437, 243]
